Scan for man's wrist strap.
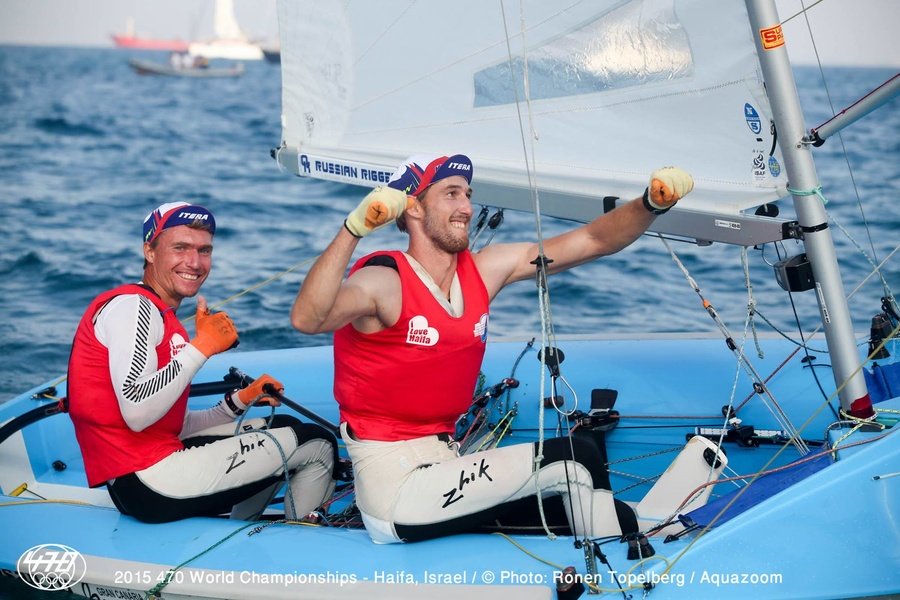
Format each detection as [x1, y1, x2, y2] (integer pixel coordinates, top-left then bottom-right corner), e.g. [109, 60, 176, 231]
[224, 389, 245, 415]
[642, 187, 672, 215]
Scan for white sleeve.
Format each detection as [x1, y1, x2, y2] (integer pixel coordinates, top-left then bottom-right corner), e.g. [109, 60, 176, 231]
[95, 294, 207, 432]
[180, 401, 242, 438]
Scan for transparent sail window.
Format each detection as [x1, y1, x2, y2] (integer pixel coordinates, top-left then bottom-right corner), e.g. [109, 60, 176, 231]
[474, 0, 694, 107]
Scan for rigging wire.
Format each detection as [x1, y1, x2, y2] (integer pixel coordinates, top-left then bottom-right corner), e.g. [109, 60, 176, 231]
[32, 255, 320, 390]
[778, 0, 827, 25]
[498, 0, 573, 542]
[792, 0, 889, 303]
[737, 242, 900, 412]
[741, 246, 765, 359]
[657, 234, 811, 455]
[773, 243, 842, 419]
[28, 2, 900, 583]
[828, 212, 897, 304]
[749, 307, 830, 353]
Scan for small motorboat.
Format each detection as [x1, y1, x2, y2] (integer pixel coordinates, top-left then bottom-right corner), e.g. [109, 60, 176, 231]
[128, 58, 245, 79]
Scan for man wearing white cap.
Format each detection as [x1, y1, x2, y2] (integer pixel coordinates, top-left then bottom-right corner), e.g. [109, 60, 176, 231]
[292, 156, 693, 543]
[68, 202, 337, 523]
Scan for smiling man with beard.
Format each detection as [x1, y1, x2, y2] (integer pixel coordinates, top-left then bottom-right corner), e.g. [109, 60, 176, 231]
[291, 154, 693, 544]
[68, 202, 337, 523]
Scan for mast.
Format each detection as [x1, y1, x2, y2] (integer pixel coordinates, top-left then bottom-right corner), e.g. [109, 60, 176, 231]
[744, 0, 873, 418]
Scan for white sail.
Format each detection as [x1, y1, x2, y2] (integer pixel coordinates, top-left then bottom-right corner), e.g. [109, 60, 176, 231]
[213, 0, 246, 41]
[190, 0, 263, 60]
[277, 0, 790, 243]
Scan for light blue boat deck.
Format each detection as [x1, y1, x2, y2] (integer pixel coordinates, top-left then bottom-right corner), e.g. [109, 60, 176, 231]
[1, 335, 898, 598]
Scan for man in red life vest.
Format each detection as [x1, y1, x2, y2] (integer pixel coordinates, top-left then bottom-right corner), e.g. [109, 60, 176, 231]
[291, 155, 692, 543]
[69, 202, 337, 523]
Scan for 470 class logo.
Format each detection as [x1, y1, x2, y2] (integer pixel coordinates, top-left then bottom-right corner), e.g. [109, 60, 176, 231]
[16, 543, 87, 591]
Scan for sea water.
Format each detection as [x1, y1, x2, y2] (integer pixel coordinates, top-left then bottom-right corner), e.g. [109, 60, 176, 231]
[0, 46, 898, 401]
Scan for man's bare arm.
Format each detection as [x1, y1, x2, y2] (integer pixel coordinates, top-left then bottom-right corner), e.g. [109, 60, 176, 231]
[474, 168, 693, 297]
[291, 228, 366, 334]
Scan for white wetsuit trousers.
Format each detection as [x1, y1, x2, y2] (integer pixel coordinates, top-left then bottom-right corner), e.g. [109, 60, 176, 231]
[108, 415, 336, 523]
[342, 423, 636, 543]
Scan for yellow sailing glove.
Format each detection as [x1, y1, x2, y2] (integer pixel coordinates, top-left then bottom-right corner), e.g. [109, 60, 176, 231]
[190, 296, 238, 358]
[344, 186, 415, 237]
[644, 167, 694, 214]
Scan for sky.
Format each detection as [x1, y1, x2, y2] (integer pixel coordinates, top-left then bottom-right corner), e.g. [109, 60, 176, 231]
[0, 0, 898, 67]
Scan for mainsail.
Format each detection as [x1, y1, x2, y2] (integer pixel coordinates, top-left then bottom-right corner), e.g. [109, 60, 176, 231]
[276, 0, 792, 245]
[189, 0, 263, 60]
[213, 0, 247, 41]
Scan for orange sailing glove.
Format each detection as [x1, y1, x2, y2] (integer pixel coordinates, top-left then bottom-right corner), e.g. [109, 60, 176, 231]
[344, 186, 415, 237]
[190, 296, 238, 358]
[235, 374, 284, 409]
[644, 167, 694, 214]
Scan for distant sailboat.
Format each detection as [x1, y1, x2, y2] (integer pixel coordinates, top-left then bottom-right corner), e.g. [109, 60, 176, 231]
[111, 16, 190, 52]
[188, 0, 264, 61]
[262, 46, 282, 64]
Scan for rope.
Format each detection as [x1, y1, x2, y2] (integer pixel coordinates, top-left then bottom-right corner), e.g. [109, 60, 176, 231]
[505, 338, 534, 414]
[741, 247, 765, 359]
[644, 431, 891, 537]
[780, 0, 827, 25]
[831, 408, 884, 450]
[0, 498, 96, 508]
[736, 242, 900, 412]
[498, 0, 559, 542]
[829, 214, 897, 301]
[470, 408, 518, 453]
[791, 0, 888, 297]
[232, 405, 297, 519]
[37, 253, 320, 391]
[790, 181, 898, 316]
[786, 184, 826, 203]
[829, 355, 900, 447]
[494, 532, 676, 595]
[658, 234, 810, 455]
[145, 518, 323, 598]
[202, 256, 318, 315]
[748, 308, 830, 353]
[145, 520, 262, 598]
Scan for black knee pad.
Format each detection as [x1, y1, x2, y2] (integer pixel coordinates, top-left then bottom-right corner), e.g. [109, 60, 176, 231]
[535, 436, 611, 490]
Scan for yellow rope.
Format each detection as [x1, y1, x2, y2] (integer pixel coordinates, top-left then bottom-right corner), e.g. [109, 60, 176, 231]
[833, 410, 884, 448]
[0, 498, 99, 508]
[493, 532, 675, 594]
[471, 408, 517, 453]
[656, 320, 900, 576]
[182, 255, 318, 319]
[492, 532, 565, 569]
[10, 246, 900, 594]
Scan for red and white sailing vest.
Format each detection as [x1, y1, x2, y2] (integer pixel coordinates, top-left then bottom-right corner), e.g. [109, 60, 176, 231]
[334, 251, 489, 441]
[68, 284, 188, 487]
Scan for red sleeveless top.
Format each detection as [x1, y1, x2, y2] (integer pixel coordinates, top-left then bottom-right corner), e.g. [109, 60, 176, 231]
[334, 251, 489, 441]
[68, 284, 189, 487]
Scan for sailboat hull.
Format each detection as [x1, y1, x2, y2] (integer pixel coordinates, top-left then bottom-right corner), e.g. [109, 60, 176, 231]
[111, 35, 190, 52]
[128, 59, 245, 78]
[188, 41, 263, 61]
[1, 336, 897, 599]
